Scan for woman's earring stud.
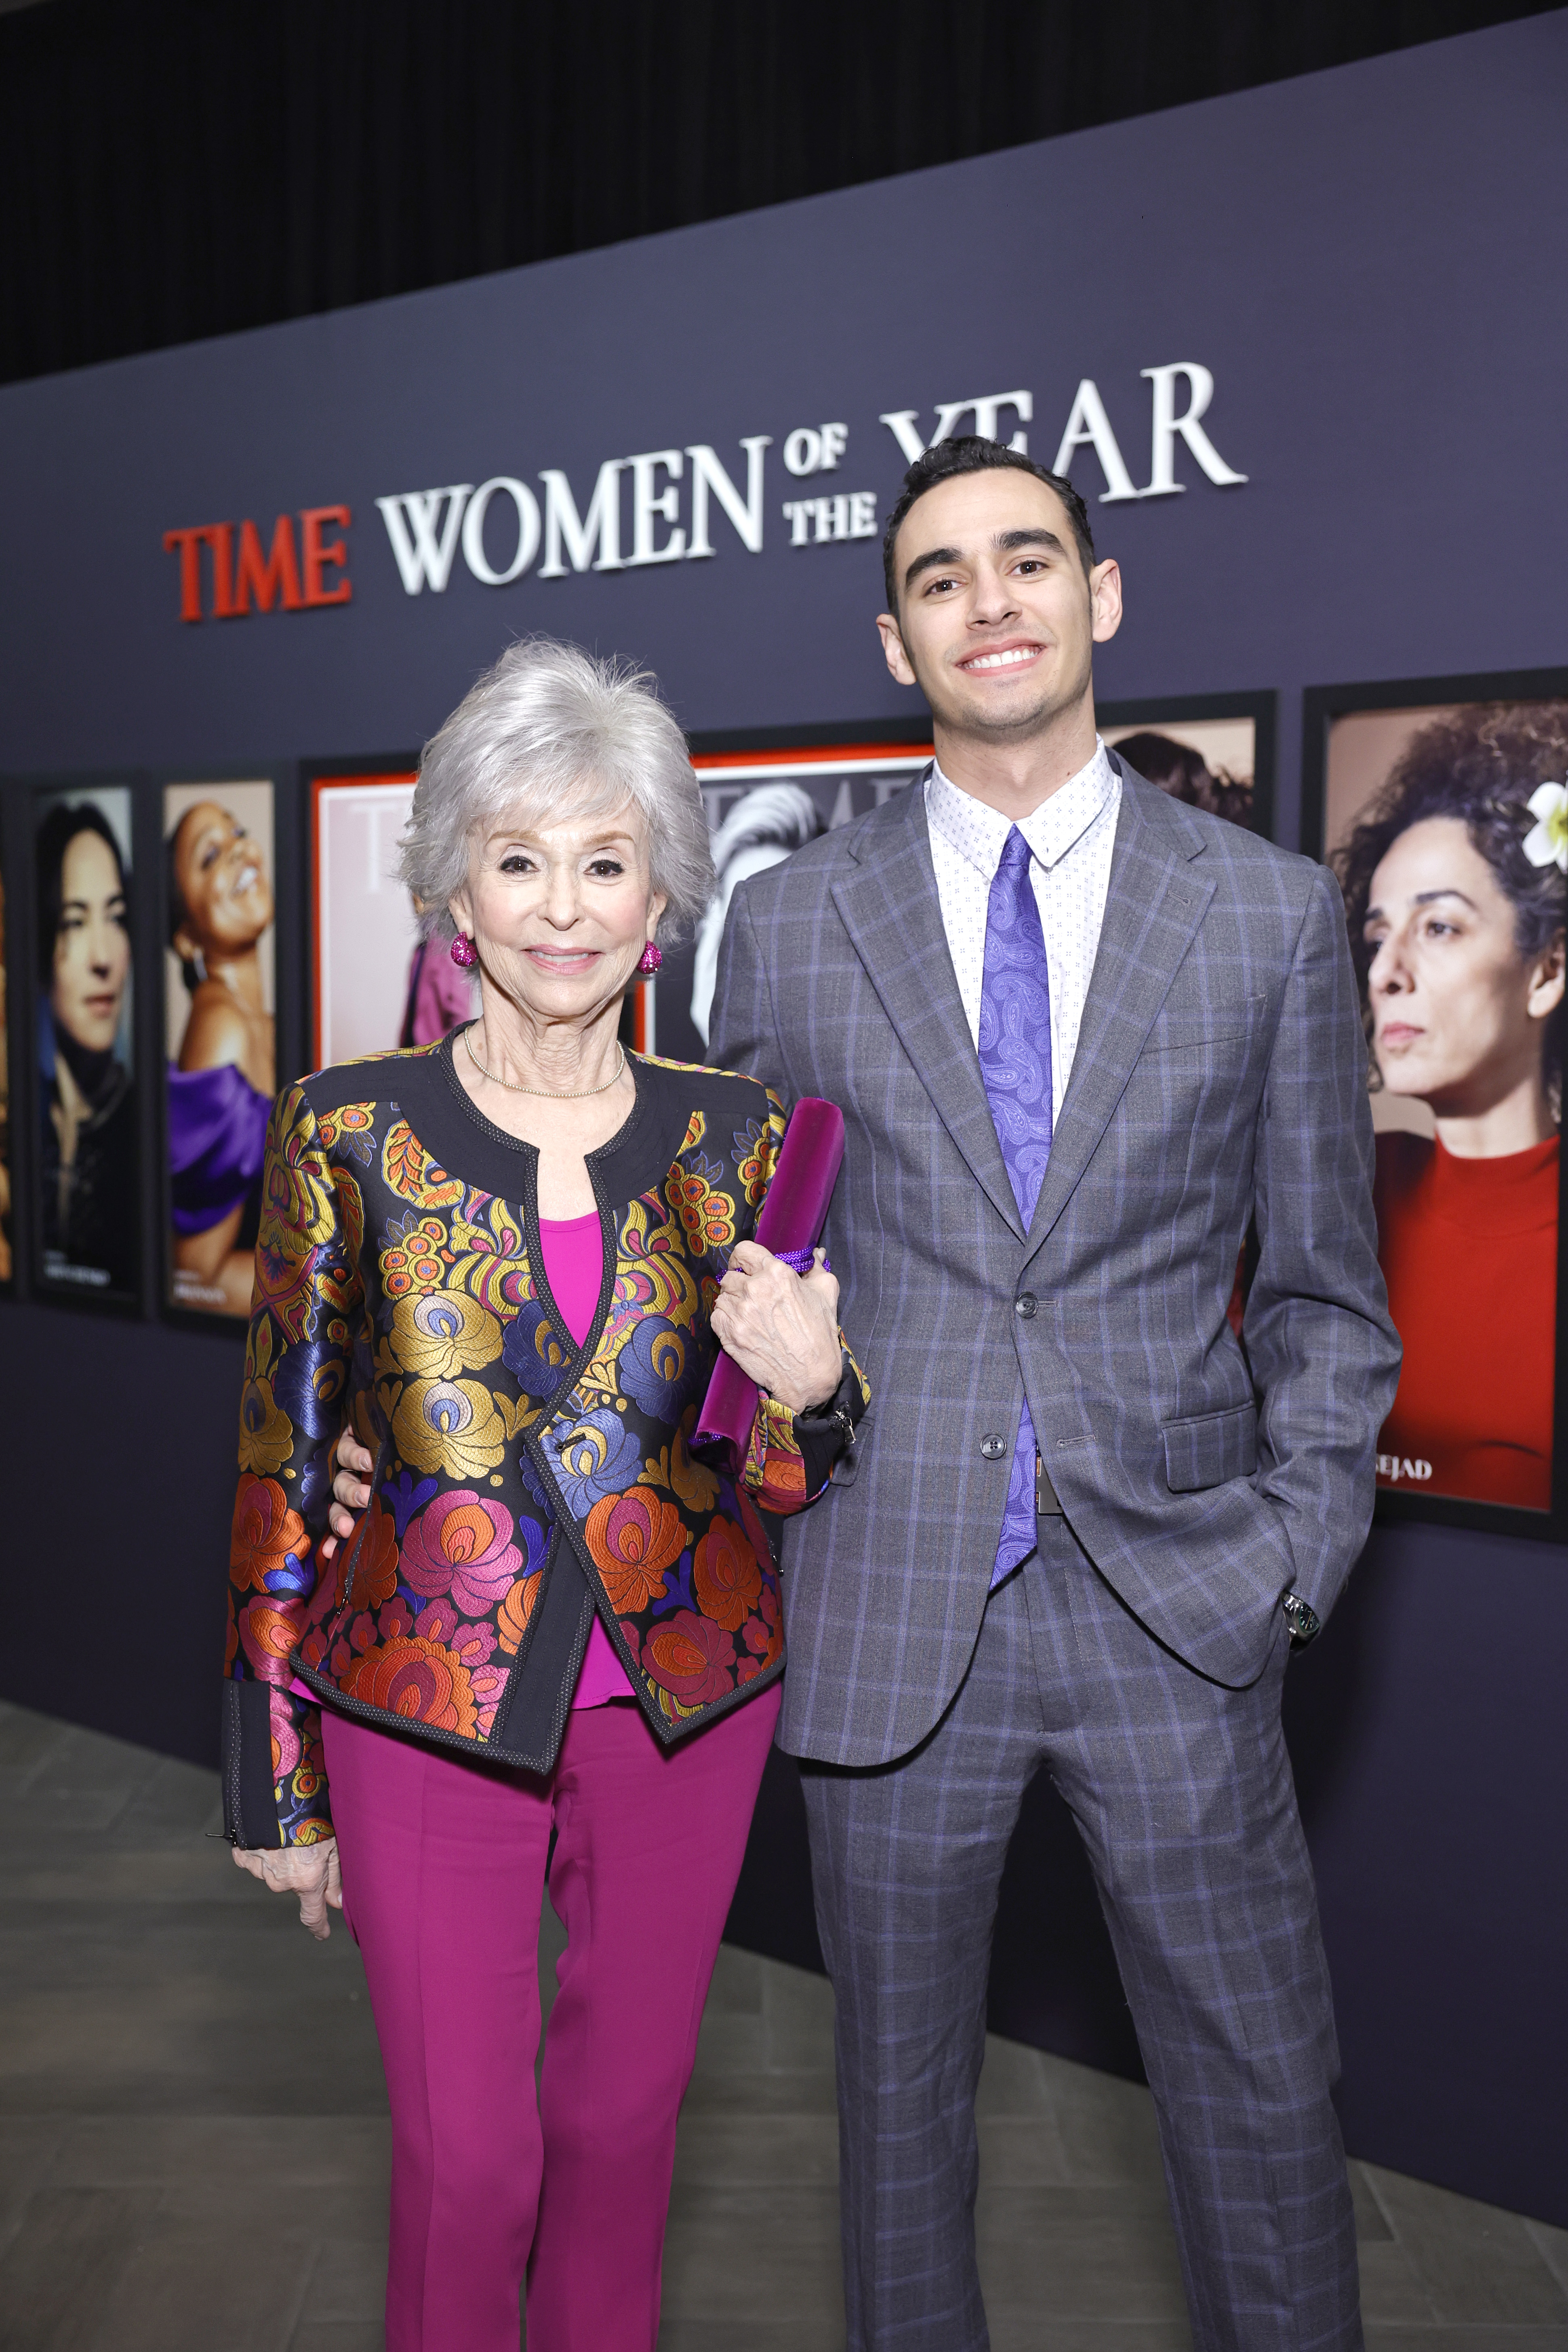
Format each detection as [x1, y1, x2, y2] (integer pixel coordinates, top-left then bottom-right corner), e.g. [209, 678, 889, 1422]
[450, 932, 478, 969]
[637, 941, 663, 976]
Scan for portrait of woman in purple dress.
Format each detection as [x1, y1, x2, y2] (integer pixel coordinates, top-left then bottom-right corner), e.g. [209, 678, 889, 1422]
[165, 790, 276, 1317]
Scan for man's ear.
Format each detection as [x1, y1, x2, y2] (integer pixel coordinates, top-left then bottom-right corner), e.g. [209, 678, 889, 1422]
[877, 611, 918, 688]
[1089, 558, 1123, 646]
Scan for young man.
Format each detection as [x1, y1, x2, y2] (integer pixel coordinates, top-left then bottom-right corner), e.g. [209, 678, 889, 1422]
[709, 437, 1400, 2350]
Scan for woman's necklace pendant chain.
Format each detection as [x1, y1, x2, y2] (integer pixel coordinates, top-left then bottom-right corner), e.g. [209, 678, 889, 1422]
[465, 1025, 627, 1100]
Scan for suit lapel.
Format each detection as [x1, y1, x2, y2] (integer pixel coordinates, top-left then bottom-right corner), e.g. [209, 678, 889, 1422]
[1023, 777, 1215, 1263]
[831, 783, 1024, 1239]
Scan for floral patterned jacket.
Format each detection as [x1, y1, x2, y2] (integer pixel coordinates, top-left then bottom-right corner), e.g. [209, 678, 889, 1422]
[221, 1039, 867, 1849]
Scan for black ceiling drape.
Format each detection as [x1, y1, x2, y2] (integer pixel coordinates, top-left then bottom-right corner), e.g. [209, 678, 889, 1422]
[0, 0, 1552, 386]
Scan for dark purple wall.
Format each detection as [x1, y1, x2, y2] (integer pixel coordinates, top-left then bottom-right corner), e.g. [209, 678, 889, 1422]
[2, 14, 1564, 2222]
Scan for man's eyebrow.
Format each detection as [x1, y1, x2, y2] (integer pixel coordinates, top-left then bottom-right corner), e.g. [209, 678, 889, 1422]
[902, 544, 963, 593]
[994, 527, 1068, 557]
[902, 526, 1069, 593]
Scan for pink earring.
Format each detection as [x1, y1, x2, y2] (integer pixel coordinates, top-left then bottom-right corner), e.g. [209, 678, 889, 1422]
[450, 932, 478, 969]
[637, 941, 663, 975]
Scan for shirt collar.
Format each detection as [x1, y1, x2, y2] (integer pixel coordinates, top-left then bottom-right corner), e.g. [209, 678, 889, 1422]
[925, 739, 1117, 880]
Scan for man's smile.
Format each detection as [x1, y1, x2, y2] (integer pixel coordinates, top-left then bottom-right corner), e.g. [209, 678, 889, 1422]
[957, 640, 1046, 674]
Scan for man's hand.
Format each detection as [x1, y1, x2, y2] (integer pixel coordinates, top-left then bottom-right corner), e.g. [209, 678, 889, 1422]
[318, 1427, 377, 1565]
[232, 1838, 342, 1940]
[709, 1244, 843, 1413]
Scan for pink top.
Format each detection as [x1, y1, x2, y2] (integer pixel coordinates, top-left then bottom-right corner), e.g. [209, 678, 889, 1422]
[539, 1211, 637, 1708]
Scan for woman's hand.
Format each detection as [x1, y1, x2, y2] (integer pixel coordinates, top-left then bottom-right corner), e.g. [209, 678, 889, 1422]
[233, 1838, 342, 1941]
[709, 1243, 843, 1413]
[318, 1427, 377, 1564]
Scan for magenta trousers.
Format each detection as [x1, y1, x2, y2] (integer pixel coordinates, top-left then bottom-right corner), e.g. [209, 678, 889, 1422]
[321, 1683, 781, 2352]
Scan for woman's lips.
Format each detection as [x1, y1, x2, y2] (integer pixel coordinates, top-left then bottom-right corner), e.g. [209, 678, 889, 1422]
[526, 947, 600, 972]
[1378, 1022, 1423, 1049]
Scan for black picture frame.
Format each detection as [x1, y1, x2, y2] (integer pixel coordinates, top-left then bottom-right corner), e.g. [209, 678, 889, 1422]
[1301, 665, 1568, 1544]
[1098, 689, 1276, 843]
[16, 770, 154, 1319]
[156, 764, 298, 1336]
[0, 780, 20, 1298]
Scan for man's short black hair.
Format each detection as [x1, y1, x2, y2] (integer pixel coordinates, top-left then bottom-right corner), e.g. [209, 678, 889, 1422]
[881, 436, 1096, 614]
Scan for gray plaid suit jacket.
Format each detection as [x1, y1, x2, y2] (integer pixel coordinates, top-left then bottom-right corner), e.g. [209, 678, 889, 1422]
[711, 758, 1401, 1767]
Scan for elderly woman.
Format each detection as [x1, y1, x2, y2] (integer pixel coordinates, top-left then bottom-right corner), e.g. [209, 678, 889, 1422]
[1334, 702, 1566, 1509]
[224, 638, 866, 2352]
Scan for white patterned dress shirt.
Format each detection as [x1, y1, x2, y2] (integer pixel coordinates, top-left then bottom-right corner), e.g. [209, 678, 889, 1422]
[925, 741, 1121, 1123]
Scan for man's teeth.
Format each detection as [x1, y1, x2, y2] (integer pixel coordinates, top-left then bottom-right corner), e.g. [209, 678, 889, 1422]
[967, 647, 1037, 670]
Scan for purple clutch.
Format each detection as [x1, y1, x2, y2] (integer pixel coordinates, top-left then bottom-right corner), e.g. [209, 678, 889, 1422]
[693, 1096, 846, 1466]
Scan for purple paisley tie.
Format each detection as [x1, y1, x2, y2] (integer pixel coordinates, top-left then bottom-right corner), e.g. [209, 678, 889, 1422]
[977, 826, 1052, 1586]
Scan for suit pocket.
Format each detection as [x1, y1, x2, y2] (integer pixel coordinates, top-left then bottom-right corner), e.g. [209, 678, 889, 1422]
[1162, 1401, 1258, 1493]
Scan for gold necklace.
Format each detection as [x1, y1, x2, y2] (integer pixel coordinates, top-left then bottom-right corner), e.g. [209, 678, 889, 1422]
[464, 1025, 627, 1100]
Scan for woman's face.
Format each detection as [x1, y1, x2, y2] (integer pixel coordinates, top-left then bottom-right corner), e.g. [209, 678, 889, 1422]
[172, 802, 273, 958]
[1365, 815, 1564, 1115]
[51, 829, 130, 1054]
[450, 797, 665, 1025]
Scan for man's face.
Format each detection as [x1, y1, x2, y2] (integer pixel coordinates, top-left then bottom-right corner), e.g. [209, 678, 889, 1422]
[877, 469, 1121, 741]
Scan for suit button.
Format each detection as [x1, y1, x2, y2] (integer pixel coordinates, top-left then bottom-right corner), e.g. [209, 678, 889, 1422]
[979, 1433, 1008, 1461]
[1014, 1293, 1038, 1319]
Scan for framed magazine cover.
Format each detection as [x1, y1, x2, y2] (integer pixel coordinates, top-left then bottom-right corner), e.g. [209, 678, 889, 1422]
[305, 754, 478, 1072]
[671, 719, 937, 1069]
[0, 801, 14, 1294]
[157, 767, 299, 1330]
[1099, 690, 1275, 841]
[20, 773, 152, 1313]
[1302, 667, 1568, 1541]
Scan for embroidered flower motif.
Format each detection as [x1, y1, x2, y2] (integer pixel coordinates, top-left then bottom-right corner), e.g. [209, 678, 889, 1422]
[238, 1596, 301, 1685]
[640, 1405, 722, 1517]
[585, 1487, 688, 1616]
[551, 1410, 643, 1513]
[271, 1334, 347, 1439]
[501, 1300, 571, 1397]
[381, 1470, 439, 1539]
[618, 1315, 699, 1421]
[230, 1474, 308, 1595]
[392, 1377, 507, 1479]
[381, 1120, 465, 1208]
[343, 1635, 478, 1735]
[497, 1573, 543, 1655]
[391, 1290, 503, 1380]
[1523, 781, 1568, 872]
[730, 1117, 771, 1206]
[400, 1491, 526, 1614]
[377, 1595, 415, 1642]
[641, 1609, 737, 1710]
[668, 1153, 737, 1255]
[237, 1320, 294, 1475]
[345, 1490, 400, 1609]
[692, 1514, 763, 1631]
[379, 1213, 450, 1298]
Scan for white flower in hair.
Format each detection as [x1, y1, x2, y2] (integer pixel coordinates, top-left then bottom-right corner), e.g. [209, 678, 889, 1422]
[1522, 781, 1568, 873]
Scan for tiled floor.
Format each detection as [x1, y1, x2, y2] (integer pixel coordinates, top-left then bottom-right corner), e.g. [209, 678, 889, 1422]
[1, 1699, 1564, 2351]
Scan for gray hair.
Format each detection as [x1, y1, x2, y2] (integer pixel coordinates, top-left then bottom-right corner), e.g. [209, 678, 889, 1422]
[400, 637, 715, 942]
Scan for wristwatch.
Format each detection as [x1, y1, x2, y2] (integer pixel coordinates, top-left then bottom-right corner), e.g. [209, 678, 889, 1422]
[1282, 1590, 1321, 1647]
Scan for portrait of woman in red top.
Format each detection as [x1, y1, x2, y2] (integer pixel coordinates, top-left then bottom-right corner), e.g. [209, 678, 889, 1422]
[1334, 704, 1567, 1511]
